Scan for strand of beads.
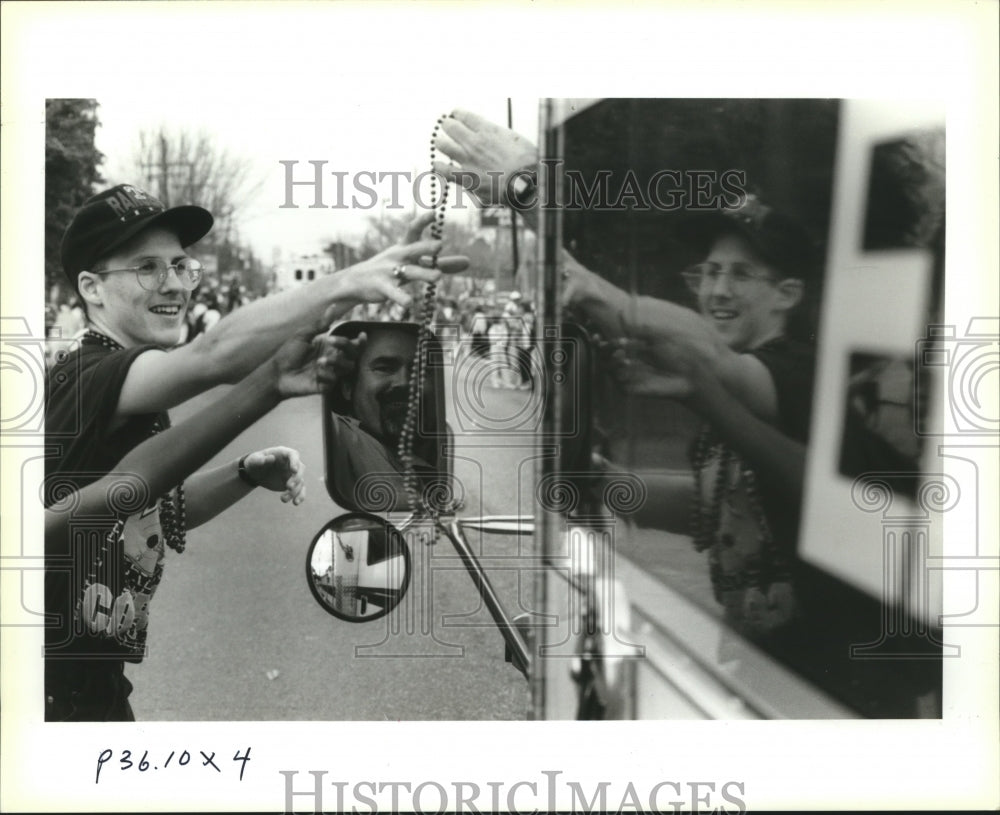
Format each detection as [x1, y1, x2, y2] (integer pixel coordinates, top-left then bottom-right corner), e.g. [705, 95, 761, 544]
[740, 464, 788, 582]
[83, 330, 187, 552]
[397, 115, 451, 515]
[690, 426, 730, 553]
[691, 425, 785, 592]
[689, 427, 710, 549]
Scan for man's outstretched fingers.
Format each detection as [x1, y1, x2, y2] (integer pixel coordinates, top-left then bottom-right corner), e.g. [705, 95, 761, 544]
[436, 255, 470, 274]
[449, 109, 491, 131]
[433, 130, 469, 165]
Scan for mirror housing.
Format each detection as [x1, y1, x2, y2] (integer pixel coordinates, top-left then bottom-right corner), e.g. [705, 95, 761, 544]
[305, 513, 411, 622]
[322, 321, 450, 513]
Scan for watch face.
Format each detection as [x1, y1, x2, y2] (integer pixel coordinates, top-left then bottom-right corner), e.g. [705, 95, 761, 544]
[510, 173, 537, 208]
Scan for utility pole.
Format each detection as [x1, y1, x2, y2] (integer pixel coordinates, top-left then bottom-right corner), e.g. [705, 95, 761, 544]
[140, 131, 193, 207]
[507, 98, 519, 290]
[159, 133, 169, 204]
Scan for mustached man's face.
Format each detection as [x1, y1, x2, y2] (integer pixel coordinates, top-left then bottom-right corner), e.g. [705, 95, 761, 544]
[346, 329, 419, 445]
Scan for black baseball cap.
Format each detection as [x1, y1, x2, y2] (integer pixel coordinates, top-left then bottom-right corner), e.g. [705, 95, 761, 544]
[60, 184, 214, 289]
[681, 194, 820, 281]
[330, 320, 423, 342]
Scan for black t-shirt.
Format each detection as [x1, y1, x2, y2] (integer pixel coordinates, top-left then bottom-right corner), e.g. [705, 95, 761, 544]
[689, 337, 816, 640]
[693, 338, 939, 712]
[45, 340, 172, 674]
[747, 336, 815, 548]
[45, 341, 163, 493]
[749, 336, 815, 443]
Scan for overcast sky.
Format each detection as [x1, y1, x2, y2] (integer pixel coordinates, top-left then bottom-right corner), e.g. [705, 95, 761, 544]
[94, 94, 539, 262]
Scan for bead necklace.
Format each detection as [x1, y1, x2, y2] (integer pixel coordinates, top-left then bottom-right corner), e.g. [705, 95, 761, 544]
[689, 425, 789, 587]
[396, 115, 450, 517]
[81, 329, 187, 553]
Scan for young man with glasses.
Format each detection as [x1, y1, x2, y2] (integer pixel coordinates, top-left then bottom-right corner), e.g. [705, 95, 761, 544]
[45, 183, 465, 719]
[561, 198, 819, 643]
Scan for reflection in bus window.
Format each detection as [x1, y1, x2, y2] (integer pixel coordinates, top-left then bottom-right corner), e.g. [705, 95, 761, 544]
[555, 99, 943, 717]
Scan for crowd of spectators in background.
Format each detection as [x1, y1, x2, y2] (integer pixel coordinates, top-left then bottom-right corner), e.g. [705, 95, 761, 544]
[48, 264, 536, 393]
[346, 287, 536, 390]
[45, 272, 259, 365]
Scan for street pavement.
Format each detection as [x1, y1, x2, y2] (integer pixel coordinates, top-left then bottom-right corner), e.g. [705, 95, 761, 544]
[129, 347, 541, 720]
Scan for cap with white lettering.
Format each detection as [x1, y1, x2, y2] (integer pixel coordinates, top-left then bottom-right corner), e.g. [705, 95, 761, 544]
[60, 184, 213, 290]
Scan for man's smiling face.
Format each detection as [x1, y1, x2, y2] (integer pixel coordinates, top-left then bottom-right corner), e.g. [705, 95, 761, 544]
[84, 227, 191, 348]
[348, 328, 419, 446]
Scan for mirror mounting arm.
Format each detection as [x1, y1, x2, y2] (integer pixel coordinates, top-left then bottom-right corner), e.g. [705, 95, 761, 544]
[440, 519, 531, 679]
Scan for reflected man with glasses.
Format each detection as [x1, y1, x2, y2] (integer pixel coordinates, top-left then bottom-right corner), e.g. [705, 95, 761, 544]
[432, 113, 820, 647]
[560, 196, 819, 644]
[45, 183, 465, 720]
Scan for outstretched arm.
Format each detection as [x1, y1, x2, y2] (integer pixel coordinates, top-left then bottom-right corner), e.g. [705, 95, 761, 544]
[685, 364, 805, 503]
[599, 351, 804, 535]
[45, 320, 359, 538]
[183, 447, 305, 530]
[115, 213, 467, 419]
[613, 347, 805, 502]
[434, 109, 780, 420]
[592, 451, 695, 535]
[563, 250, 780, 421]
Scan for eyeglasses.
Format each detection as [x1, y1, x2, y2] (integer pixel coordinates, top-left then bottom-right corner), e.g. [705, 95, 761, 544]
[93, 257, 204, 291]
[680, 261, 775, 294]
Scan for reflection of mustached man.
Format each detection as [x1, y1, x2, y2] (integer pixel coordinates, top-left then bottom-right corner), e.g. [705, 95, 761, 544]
[328, 323, 439, 510]
[375, 384, 412, 446]
[340, 326, 431, 455]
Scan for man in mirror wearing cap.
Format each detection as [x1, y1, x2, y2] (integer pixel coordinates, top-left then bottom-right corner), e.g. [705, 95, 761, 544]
[324, 321, 445, 514]
[45, 184, 464, 720]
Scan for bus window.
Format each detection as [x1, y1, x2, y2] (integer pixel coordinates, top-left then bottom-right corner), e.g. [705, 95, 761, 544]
[544, 98, 944, 718]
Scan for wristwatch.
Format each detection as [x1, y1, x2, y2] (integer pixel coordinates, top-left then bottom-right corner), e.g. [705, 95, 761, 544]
[237, 454, 260, 487]
[508, 168, 537, 210]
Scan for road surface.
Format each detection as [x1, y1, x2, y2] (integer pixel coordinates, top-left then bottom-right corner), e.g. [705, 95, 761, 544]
[129, 347, 540, 721]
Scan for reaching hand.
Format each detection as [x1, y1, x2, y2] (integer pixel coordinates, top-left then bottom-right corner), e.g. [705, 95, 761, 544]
[341, 211, 469, 307]
[271, 318, 364, 398]
[241, 446, 306, 505]
[559, 248, 611, 315]
[605, 340, 694, 400]
[432, 109, 539, 208]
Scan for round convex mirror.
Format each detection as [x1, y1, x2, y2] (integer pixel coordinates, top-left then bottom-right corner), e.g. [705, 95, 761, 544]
[306, 513, 411, 622]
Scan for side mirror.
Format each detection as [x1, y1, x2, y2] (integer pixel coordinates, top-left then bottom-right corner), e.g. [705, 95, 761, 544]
[305, 513, 411, 622]
[322, 321, 450, 513]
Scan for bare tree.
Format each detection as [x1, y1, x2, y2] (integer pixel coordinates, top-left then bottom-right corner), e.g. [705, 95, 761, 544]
[128, 127, 264, 247]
